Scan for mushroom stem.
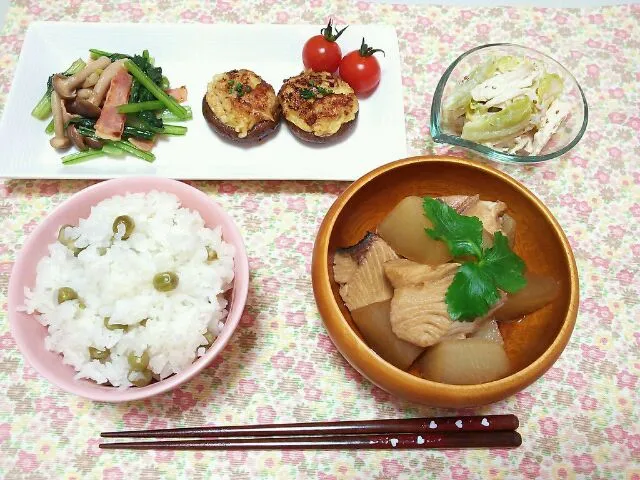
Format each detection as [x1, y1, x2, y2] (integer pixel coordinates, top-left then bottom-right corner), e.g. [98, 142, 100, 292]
[88, 59, 126, 106]
[52, 56, 111, 100]
[77, 88, 94, 100]
[61, 101, 79, 124]
[49, 90, 71, 150]
[81, 71, 101, 89]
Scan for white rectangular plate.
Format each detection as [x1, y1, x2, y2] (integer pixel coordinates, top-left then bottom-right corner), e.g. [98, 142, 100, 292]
[0, 22, 407, 180]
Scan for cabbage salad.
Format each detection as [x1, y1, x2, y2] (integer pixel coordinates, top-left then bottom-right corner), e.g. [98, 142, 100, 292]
[442, 56, 571, 155]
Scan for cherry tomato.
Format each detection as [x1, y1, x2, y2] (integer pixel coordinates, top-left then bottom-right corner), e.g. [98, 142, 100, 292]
[339, 38, 385, 95]
[302, 19, 348, 73]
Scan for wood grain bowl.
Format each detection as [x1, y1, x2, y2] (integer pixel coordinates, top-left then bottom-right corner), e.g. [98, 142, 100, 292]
[311, 156, 579, 407]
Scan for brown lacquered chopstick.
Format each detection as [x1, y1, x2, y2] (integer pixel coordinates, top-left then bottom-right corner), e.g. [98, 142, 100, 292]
[101, 414, 518, 439]
[100, 431, 521, 450]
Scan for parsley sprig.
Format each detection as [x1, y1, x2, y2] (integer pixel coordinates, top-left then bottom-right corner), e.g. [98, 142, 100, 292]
[423, 197, 527, 322]
[300, 82, 334, 100]
[228, 80, 252, 98]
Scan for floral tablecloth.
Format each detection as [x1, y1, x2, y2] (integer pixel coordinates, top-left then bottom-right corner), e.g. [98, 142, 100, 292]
[1, 1, 639, 478]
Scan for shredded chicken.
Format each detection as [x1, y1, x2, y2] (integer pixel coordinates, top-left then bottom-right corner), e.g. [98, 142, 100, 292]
[532, 99, 571, 154]
[471, 63, 540, 105]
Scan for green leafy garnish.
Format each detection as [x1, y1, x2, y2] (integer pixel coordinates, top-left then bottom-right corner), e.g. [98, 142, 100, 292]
[300, 82, 333, 100]
[423, 197, 527, 321]
[228, 80, 252, 98]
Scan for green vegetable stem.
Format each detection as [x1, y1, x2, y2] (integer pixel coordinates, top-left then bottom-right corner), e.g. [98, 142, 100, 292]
[31, 58, 86, 120]
[124, 59, 188, 120]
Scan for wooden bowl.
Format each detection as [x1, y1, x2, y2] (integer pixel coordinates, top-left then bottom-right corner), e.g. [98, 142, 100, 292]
[312, 156, 579, 407]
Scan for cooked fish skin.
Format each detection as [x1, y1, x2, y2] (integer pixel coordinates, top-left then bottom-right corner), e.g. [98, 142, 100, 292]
[438, 194, 480, 213]
[333, 233, 399, 311]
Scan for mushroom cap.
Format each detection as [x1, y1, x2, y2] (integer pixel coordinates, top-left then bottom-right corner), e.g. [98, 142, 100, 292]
[51, 74, 76, 101]
[66, 98, 101, 119]
[84, 137, 103, 149]
[66, 124, 88, 151]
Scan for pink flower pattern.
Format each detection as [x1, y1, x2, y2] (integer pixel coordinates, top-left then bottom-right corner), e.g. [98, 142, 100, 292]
[0, 2, 638, 478]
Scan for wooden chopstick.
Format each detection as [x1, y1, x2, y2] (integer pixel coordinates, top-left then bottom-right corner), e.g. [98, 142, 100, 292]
[99, 415, 520, 450]
[99, 431, 522, 450]
[101, 414, 518, 439]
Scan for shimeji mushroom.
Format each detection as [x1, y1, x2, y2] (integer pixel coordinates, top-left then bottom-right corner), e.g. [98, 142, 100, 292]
[66, 124, 87, 151]
[49, 90, 71, 149]
[81, 71, 101, 89]
[66, 59, 127, 119]
[66, 97, 101, 118]
[51, 56, 111, 100]
[84, 59, 127, 106]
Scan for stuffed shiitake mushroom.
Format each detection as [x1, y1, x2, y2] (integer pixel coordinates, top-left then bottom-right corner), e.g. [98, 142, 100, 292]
[203, 69, 281, 143]
[278, 70, 359, 144]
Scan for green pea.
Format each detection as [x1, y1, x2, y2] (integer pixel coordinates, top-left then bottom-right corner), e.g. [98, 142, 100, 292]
[140, 318, 148, 327]
[57, 224, 83, 256]
[128, 369, 153, 387]
[57, 287, 78, 304]
[127, 350, 149, 371]
[112, 215, 135, 240]
[153, 272, 179, 292]
[97, 246, 108, 256]
[88, 346, 110, 361]
[206, 246, 218, 262]
[104, 317, 128, 331]
[203, 331, 215, 346]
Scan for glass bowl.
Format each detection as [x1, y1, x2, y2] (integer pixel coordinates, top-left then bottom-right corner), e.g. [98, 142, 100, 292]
[430, 43, 588, 164]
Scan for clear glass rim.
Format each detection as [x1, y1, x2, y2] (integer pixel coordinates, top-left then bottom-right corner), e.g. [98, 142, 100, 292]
[430, 43, 589, 164]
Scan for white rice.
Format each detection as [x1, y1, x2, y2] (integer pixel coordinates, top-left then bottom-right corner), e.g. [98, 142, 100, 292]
[21, 191, 235, 387]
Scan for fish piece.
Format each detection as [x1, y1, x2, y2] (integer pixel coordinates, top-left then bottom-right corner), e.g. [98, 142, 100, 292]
[333, 233, 399, 311]
[95, 67, 132, 141]
[333, 253, 358, 284]
[462, 200, 508, 236]
[438, 194, 480, 213]
[385, 260, 458, 347]
[385, 259, 504, 347]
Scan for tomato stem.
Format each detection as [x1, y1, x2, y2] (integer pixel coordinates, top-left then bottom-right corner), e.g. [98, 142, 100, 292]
[321, 18, 348, 42]
[358, 38, 385, 57]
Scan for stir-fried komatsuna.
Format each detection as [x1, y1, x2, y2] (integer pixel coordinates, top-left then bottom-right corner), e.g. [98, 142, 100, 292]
[333, 195, 559, 385]
[32, 49, 192, 165]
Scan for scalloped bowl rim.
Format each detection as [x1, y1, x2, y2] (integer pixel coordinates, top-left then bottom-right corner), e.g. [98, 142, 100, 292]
[430, 43, 589, 164]
[8, 177, 249, 402]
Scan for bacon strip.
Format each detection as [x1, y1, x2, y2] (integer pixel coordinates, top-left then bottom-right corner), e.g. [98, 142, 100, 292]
[95, 67, 133, 141]
[166, 86, 188, 103]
